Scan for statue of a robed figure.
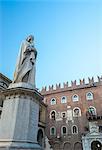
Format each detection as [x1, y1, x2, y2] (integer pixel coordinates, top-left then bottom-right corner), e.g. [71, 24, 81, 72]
[0, 35, 43, 150]
[13, 35, 37, 87]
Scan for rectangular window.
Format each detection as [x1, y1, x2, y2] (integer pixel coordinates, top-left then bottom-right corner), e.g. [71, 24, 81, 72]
[61, 112, 66, 118]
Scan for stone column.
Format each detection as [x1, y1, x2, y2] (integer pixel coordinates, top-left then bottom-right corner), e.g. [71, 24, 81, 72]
[0, 83, 43, 150]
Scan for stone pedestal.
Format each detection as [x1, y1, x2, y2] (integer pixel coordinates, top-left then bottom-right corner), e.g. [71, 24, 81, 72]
[0, 83, 43, 150]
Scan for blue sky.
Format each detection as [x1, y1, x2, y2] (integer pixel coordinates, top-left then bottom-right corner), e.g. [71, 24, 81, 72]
[0, 0, 102, 89]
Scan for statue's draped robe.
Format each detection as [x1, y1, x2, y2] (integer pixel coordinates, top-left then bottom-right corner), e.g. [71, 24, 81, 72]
[13, 40, 37, 87]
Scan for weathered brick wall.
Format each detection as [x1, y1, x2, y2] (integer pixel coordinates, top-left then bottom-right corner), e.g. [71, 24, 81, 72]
[41, 77, 102, 149]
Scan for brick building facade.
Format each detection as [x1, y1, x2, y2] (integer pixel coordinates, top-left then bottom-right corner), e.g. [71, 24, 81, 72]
[41, 76, 102, 150]
[0, 73, 102, 150]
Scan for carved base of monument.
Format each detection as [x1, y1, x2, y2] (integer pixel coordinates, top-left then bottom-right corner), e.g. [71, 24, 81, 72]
[0, 83, 43, 150]
[0, 141, 41, 150]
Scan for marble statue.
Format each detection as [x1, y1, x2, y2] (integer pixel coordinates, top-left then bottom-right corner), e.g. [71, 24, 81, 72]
[13, 35, 37, 87]
[0, 35, 42, 150]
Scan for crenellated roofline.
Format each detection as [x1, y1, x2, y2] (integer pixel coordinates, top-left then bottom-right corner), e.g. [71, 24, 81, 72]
[41, 75, 102, 95]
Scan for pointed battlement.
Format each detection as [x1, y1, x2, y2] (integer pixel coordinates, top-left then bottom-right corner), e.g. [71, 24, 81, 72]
[49, 85, 54, 91]
[41, 86, 47, 92]
[56, 83, 61, 90]
[97, 75, 102, 82]
[79, 78, 85, 85]
[63, 81, 68, 88]
[88, 77, 94, 85]
[41, 75, 102, 93]
[71, 80, 76, 87]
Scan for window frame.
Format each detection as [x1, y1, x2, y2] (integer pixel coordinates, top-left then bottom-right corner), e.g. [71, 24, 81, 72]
[50, 126, 56, 136]
[72, 94, 79, 102]
[86, 92, 93, 100]
[50, 98, 56, 105]
[72, 125, 78, 134]
[61, 111, 67, 118]
[73, 107, 81, 117]
[50, 110, 56, 120]
[61, 126, 67, 135]
[88, 106, 96, 115]
[61, 96, 67, 104]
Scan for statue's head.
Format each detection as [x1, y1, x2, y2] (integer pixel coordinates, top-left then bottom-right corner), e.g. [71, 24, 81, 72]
[26, 35, 34, 43]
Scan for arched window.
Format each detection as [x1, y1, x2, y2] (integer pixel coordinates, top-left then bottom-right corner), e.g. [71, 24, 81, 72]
[72, 94, 79, 102]
[72, 125, 78, 134]
[50, 98, 56, 105]
[86, 92, 93, 100]
[61, 126, 67, 135]
[61, 96, 67, 104]
[99, 126, 102, 132]
[50, 126, 56, 135]
[88, 106, 96, 116]
[50, 110, 56, 120]
[37, 129, 43, 146]
[73, 107, 81, 117]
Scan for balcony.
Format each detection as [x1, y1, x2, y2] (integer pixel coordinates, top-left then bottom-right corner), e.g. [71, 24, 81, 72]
[86, 111, 102, 121]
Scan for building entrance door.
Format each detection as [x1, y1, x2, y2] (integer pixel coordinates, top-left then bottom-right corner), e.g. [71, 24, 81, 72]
[91, 141, 102, 150]
[53, 143, 60, 150]
[63, 142, 71, 150]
